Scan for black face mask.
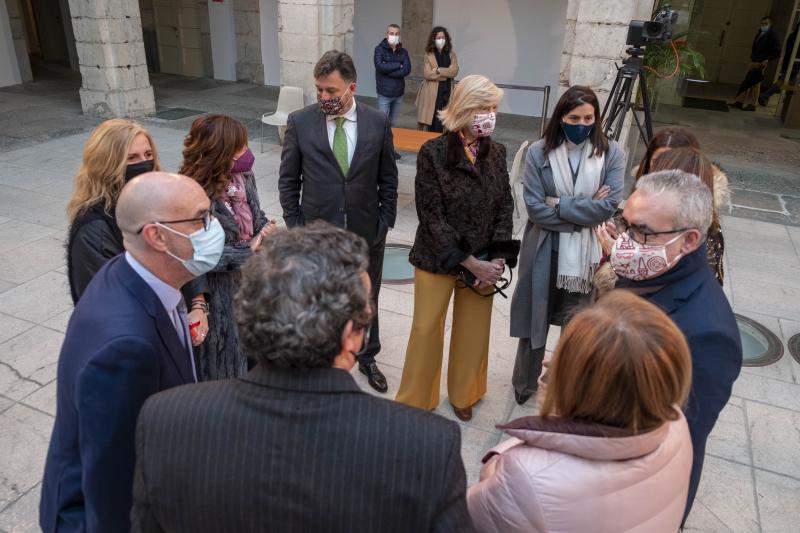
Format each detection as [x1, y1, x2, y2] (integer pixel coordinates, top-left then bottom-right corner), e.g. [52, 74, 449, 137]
[124, 159, 155, 182]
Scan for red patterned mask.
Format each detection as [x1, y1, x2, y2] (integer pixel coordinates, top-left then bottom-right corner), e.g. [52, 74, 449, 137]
[610, 232, 684, 281]
[469, 112, 496, 137]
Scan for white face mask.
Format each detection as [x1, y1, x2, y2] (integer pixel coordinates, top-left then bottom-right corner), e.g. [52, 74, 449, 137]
[387, 35, 400, 46]
[435, 38, 446, 50]
[609, 231, 685, 281]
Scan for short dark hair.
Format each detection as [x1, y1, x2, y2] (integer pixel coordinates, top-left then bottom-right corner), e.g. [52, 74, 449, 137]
[235, 222, 371, 370]
[314, 50, 357, 83]
[543, 85, 609, 157]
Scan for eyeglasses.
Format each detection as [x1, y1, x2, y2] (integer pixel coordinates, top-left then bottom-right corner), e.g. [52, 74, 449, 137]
[136, 210, 213, 234]
[614, 216, 690, 246]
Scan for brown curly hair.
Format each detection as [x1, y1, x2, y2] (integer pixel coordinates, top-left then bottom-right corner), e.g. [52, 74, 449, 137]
[180, 114, 248, 199]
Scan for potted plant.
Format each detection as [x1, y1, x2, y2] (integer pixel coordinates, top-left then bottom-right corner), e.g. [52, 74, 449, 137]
[643, 33, 706, 110]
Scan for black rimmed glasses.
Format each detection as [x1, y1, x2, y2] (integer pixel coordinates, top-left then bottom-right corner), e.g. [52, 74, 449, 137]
[614, 215, 690, 246]
[136, 210, 213, 234]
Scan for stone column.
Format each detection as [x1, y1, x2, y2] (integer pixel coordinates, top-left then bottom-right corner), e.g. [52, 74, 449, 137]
[276, 0, 354, 103]
[234, 0, 264, 83]
[69, 0, 155, 118]
[401, 0, 433, 95]
[5, 0, 32, 82]
[560, 0, 656, 159]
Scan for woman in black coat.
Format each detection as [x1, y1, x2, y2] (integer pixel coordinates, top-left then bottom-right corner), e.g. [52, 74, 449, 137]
[67, 119, 209, 341]
[396, 75, 514, 422]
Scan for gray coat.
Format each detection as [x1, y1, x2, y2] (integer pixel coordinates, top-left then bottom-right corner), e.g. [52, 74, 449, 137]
[509, 139, 624, 347]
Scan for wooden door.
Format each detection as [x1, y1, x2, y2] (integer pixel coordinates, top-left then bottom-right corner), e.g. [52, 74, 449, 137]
[694, 0, 773, 84]
[153, 0, 204, 77]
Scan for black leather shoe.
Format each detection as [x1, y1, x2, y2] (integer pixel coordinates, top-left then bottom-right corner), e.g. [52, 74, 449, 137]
[514, 390, 532, 405]
[359, 362, 388, 393]
[728, 101, 743, 109]
[394, 151, 402, 160]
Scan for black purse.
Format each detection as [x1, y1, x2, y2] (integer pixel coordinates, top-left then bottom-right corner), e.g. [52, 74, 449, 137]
[456, 240, 521, 299]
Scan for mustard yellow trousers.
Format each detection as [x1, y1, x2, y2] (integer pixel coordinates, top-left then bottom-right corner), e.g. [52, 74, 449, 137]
[395, 268, 494, 410]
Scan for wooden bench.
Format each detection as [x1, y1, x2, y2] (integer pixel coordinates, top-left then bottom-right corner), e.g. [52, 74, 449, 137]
[392, 127, 441, 153]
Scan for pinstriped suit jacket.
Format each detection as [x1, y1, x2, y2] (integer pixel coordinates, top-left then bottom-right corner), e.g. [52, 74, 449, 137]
[131, 364, 474, 533]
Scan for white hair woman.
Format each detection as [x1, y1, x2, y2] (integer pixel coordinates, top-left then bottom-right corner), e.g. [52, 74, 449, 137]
[395, 74, 515, 421]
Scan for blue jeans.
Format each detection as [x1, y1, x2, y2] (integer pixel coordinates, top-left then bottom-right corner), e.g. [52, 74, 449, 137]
[377, 94, 402, 127]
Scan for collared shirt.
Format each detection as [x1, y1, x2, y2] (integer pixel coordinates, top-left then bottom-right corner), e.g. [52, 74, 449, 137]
[125, 252, 197, 381]
[325, 97, 358, 166]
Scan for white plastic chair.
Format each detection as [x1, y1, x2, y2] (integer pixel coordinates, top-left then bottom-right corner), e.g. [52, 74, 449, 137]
[261, 86, 304, 151]
[510, 140, 530, 218]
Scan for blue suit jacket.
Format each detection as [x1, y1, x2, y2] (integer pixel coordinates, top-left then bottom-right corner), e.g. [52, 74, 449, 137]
[618, 245, 743, 520]
[40, 254, 196, 533]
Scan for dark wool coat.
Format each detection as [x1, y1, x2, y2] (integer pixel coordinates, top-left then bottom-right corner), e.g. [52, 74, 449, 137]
[409, 132, 514, 274]
[750, 28, 781, 62]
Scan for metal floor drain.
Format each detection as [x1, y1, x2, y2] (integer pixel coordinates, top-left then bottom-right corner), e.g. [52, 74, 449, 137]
[152, 107, 205, 120]
[736, 314, 784, 367]
[788, 333, 800, 364]
[382, 244, 414, 285]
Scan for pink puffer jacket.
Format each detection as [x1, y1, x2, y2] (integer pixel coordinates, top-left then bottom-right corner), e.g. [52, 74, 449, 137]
[467, 409, 692, 533]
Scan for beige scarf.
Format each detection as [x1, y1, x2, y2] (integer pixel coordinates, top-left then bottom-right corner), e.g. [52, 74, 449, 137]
[547, 141, 605, 293]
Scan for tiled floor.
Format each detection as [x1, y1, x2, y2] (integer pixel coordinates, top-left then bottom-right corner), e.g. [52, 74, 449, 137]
[0, 124, 799, 531]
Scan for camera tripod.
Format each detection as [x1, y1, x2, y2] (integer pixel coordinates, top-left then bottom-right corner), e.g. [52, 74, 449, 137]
[601, 46, 654, 145]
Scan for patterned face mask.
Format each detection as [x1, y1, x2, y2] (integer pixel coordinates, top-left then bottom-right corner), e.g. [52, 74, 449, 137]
[610, 231, 685, 281]
[470, 112, 496, 137]
[318, 88, 351, 116]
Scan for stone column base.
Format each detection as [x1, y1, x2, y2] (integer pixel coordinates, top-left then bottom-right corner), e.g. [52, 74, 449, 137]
[79, 85, 156, 118]
[236, 61, 265, 84]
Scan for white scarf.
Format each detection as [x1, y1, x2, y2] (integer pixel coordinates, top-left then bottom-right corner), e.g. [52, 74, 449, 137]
[547, 141, 605, 293]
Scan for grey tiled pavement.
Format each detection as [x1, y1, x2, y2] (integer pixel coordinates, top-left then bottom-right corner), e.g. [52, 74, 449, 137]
[0, 125, 799, 532]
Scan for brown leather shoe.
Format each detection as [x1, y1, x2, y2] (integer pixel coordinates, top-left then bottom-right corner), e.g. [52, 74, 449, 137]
[451, 402, 473, 421]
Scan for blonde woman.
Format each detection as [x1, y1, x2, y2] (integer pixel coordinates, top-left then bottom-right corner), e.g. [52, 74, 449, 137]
[66, 120, 209, 344]
[416, 26, 459, 132]
[396, 75, 514, 421]
[468, 290, 693, 532]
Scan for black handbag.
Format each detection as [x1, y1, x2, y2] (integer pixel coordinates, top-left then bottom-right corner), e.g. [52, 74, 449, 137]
[456, 240, 521, 299]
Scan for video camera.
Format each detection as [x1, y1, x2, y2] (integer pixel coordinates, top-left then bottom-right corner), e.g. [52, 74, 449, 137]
[626, 5, 679, 47]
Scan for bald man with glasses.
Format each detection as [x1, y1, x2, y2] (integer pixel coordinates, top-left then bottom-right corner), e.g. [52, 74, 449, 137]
[40, 172, 225, 533]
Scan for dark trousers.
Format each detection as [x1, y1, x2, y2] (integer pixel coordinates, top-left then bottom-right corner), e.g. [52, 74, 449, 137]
[512, 249, 589, 394]
[358, 237, 385, 365]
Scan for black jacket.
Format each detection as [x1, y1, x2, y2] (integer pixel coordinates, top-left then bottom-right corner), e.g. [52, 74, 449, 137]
[750, 28, 781, 62]
[409, 133, 514, 274]
[131, 365, 474, 533]
[374, 39, 411, 98]
[67, 204, 207, 305]
[278, 102, 398, 246]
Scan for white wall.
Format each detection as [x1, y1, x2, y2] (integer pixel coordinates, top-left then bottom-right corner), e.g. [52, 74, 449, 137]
[433, 0, 567, 117]
[260, 0, 280, 86]
[209, 0, 237, 81]
[353, 0, 402, 98]
[0, 0, 22, 87]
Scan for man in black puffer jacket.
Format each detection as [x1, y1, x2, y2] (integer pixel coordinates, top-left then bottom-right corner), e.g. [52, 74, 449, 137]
[374, 23, 411, 158]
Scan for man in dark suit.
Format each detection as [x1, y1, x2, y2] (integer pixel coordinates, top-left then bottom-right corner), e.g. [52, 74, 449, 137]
[611, 170, 743, 524]
[730, 15, 782, 111]
[40, 172, 225, 533]
[279, 50, 398, 393]
[131, 223, 473, 533]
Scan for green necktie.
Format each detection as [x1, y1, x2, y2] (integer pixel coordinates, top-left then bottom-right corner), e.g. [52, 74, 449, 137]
[333, 116, 349, 175]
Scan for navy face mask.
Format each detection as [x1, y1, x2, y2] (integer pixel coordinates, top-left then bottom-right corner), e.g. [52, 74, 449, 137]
[561, 122, 595, 145]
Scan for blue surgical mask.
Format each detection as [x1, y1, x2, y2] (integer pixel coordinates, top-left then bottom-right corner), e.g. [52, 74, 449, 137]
[761, 24, 770, 32]
[561, 122, 595, 145]
[157, 218, 225, 276]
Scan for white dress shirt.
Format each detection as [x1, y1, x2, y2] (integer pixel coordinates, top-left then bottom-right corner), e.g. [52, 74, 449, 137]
[325, 97, 358, 166]
[125, 252, 197, 382]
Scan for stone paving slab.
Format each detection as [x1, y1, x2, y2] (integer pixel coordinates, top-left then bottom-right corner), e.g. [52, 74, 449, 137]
[0, 127, 799, 532]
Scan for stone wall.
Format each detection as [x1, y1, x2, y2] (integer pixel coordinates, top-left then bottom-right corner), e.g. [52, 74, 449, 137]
[69, 0, 155, 117]
[234, 0, 264, 83]
[276, 0, 354, 102]
[5, 0, 32, 82]
[400, 0, 432, 96]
